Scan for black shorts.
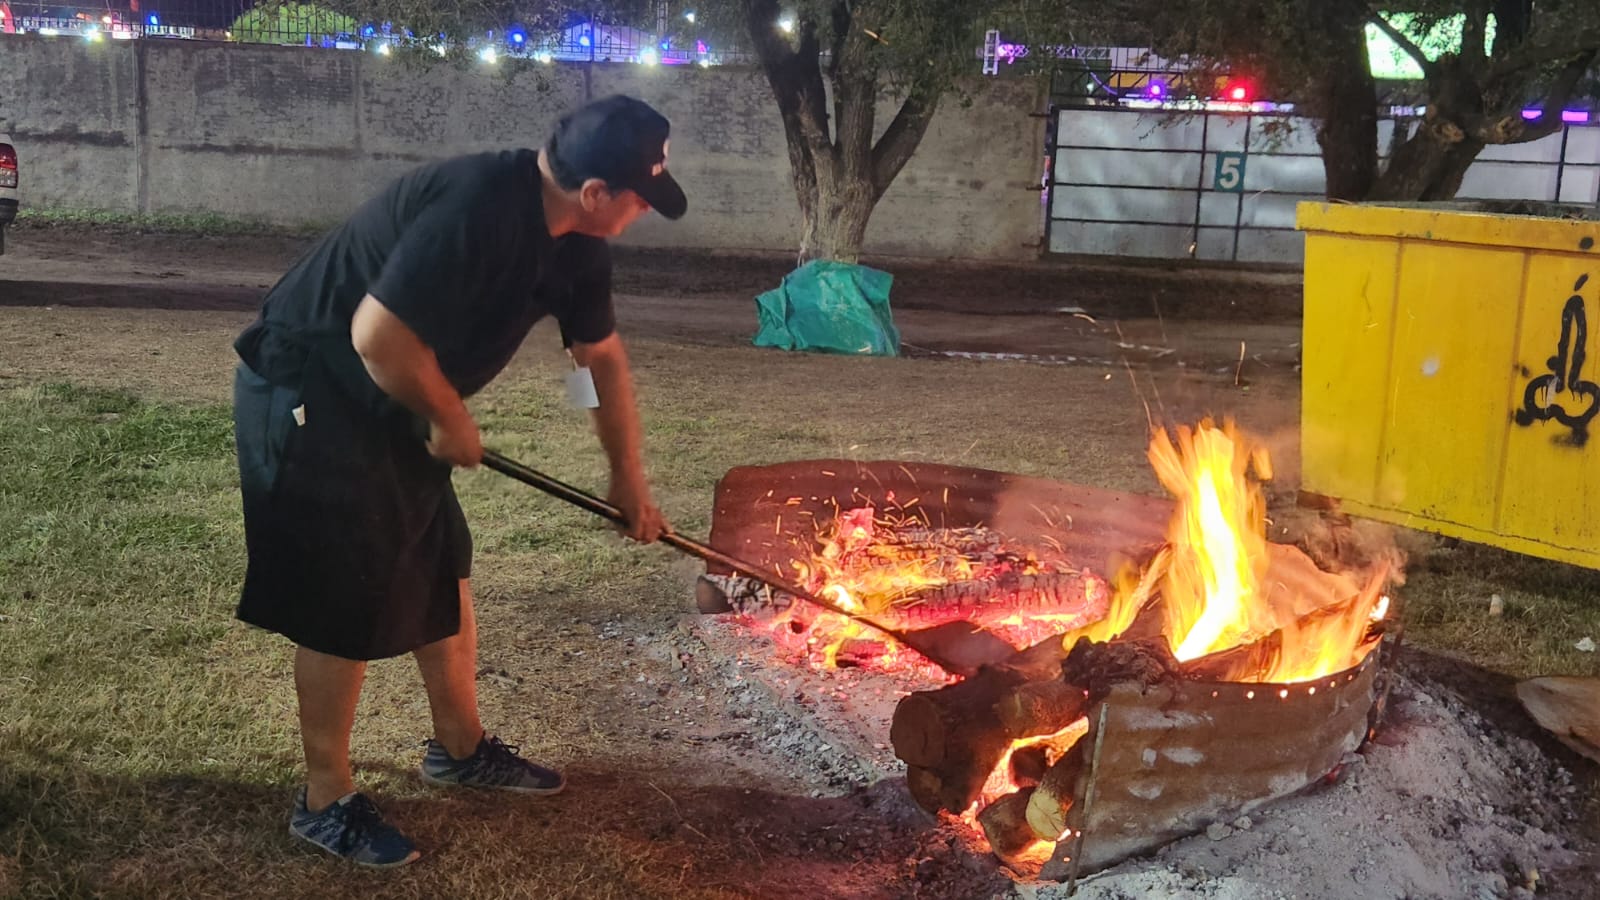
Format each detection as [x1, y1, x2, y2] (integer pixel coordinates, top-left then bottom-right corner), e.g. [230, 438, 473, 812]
[232, 360, 472, 661]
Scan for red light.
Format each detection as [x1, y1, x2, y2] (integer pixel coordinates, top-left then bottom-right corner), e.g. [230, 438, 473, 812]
[0, 145, 16, 170]
[1224, 80, 1255, 103]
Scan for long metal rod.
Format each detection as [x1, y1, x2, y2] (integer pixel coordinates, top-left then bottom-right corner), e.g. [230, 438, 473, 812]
[478, 448, 1025, 677]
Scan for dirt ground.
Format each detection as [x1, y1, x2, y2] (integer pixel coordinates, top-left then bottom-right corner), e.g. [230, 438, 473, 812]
[1, 225, 1595, 900]
[0, 226, 1304, 371]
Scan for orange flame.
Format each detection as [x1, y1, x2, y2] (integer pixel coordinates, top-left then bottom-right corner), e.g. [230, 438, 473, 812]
[1151, 420, 1275, 662]
[1131, 419, 1385, 683]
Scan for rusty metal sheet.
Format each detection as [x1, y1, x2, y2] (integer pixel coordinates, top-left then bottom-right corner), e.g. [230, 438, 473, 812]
[707, 459, 1172, 580]
[1042, 651, 1381, 879]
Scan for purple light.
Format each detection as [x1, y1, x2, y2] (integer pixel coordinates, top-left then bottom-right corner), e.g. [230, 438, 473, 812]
[996, 42, 1019, 62]
[1146, 79, 1168, 99]
[1522, 107, 1591, 123]
[696, 39, 707, 53]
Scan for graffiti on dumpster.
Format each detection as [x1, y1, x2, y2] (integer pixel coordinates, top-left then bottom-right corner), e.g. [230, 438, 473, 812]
[1515, 270, 1599, 446]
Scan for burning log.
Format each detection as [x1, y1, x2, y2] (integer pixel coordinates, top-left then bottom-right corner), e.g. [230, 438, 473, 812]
[890, 667, 1031, 812]
[695, 573, 783, 615]
[978, 788, 1047, 864]
[700, 571, 1104, 626]
[1062, 636, 1184, 693]
[833, 637, 891, 668]
[997, 679, 1089, 738]
[891, 661, 1096, 815]
[894, 572, 1107, 627]
[1181, 631, 1285, 683]
[1025, 748, 1086, 842]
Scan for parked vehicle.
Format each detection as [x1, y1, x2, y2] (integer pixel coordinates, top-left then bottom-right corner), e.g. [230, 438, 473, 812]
[0, 131, 16, 255]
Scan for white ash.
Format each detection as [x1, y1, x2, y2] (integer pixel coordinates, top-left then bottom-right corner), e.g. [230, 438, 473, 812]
[1029, 671, 1595, 900]
[657, 610, 1596, 900]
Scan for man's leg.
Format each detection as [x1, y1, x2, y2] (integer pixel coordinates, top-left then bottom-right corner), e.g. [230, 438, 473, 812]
[291, 644, 419, 868]
[414, 579, 484, 758]
[295, 646, 366, 811]
[415, 580, 565, 794]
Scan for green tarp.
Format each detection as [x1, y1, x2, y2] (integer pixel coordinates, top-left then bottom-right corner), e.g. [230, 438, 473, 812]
[752, 260, 901, 357]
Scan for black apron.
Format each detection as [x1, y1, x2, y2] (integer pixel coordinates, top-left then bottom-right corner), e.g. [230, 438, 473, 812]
[232, 331, 471, 661]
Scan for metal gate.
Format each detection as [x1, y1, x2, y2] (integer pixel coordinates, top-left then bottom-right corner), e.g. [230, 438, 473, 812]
[1044, 105, 1600, 265]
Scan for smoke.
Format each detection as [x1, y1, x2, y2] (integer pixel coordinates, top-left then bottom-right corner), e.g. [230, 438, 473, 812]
[1273, 501, 1409, 590]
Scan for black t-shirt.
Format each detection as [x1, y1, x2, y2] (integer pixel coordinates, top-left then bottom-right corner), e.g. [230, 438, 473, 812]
[235, 149, 615, 409]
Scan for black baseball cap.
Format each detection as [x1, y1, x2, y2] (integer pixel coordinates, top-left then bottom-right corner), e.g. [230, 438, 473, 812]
[548, 95, 687, 220]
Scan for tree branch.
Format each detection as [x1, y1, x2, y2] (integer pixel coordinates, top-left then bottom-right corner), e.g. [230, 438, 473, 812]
[830, 0, 880, 173]
[744, 0, 833, 213]
[744, 0, 795, 67]
[1490, 27, 1600, 78]
[1462, 2, 1490, 66]
[870, 77, 941, 199]
[826, 0, 851, 87]
[745, 1, 833, 158]
[1367, 11, 1440, 79]
[792, 18, 835, 157]
[1490, 49, 1598, 144]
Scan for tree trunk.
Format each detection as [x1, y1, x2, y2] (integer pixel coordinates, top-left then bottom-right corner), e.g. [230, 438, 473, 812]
[1369, 123, 1487, 201]
[1309, 1, 1380, 200]
[745, 0, 943, 266]
[797, 175, 877, 264]
[1368, 57, 1492, 201]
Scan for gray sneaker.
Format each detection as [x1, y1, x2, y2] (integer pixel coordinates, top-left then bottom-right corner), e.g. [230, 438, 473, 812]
[288, 788, 420, 868]
[420, 735, 566, 795]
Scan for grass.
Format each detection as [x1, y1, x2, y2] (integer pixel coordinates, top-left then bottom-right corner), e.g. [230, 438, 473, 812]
[14, 207, 330, 238]
[2, 336, 1598, 897]
[0, 378, 790, 899]
[1, 353, 1046, 899]
[1400, 537, 1600, 679]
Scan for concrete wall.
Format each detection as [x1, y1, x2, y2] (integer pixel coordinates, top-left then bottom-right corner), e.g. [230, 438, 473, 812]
[0, 35, 1047, 260]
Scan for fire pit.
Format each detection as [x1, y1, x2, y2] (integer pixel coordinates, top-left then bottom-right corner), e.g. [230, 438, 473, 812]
[695, 422, 1399, 879]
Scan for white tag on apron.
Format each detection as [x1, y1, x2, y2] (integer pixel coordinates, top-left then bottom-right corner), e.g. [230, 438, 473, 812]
[565, 367, 600, 409]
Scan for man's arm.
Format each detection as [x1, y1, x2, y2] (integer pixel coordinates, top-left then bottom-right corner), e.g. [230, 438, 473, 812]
[351, 294, 482, 467]
[571, 333, 665, 542]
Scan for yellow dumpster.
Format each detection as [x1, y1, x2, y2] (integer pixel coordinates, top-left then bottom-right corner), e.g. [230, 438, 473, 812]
[1296, 202, 1600, 570]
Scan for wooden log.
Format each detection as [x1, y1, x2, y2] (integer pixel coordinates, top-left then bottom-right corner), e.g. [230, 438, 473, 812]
[1517, 676, 1600, 763]
[1009, 746, 1051, 788]
[890, 666, 1030, 812]
[1183, 630, 1285, 683]
[875, 525, 1008, 553]
[996, 678, 1089, 739]
[833, 637, 890, 668]
[894, 572, 1104, 623]
[1025, 749, 1086, 841]
[891, 658, 1087, 769]
[905, 765, 946, 815]
[694, 574, 791, 617]
[705, 570, 1105, 626]
[978, 788, 1047, 863]
[1062, 636, 1184, 700]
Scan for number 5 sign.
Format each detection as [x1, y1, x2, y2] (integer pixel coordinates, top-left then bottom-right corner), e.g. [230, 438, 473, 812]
[1214, 152, 1247, 192]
